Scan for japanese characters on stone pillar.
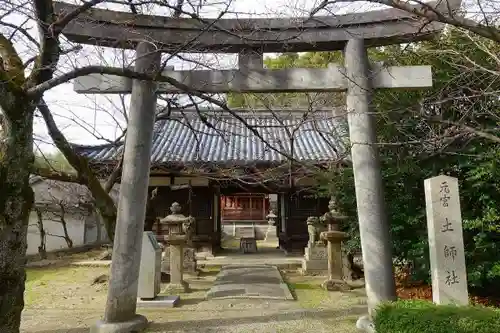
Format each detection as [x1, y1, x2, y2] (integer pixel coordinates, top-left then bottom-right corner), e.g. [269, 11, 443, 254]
[424, 175, 468, 305]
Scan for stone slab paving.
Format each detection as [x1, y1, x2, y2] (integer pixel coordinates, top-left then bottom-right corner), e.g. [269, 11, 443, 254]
[145, 295, 367, 333]
[206, 265, 294, 300]
[21, 264, 366, 333]
[22, 299, 367, 333]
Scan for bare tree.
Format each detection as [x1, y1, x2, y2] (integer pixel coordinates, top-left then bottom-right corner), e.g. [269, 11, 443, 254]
[34, 208, 47, 259]
[311, 0, 499, 43]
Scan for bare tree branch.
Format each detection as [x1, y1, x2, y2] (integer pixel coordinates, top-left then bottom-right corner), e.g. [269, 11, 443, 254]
[104, 153, 123, 192]
[51, 0, 104, 34]
[0, 18, 40, 47]
[311, 0, 500, 42]
[37, 97, 117, 242]
[34, 166, 83, 183]
[432, 118, 500, 144]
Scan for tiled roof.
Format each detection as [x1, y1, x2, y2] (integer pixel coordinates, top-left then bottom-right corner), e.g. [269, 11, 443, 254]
[74, 109, 348, 165]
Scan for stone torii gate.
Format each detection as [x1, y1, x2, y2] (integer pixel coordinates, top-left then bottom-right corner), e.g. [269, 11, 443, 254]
[53, 1, 461, 332]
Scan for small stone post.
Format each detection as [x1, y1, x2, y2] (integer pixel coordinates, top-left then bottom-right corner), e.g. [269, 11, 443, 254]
[424, 175, 468, 305]
[159, 202, 194, 294]
[92, 42, 160, 333]
[345, 39, 396, 318]
[320, 198, 351, 291]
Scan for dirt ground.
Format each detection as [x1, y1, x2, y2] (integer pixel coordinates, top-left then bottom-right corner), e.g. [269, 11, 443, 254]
[22, 253, 367, 333]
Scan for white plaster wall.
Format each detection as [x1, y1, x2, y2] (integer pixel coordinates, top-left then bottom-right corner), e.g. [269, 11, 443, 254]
[26, 177, 118, 255]
[26, 211, 86, 255]
[84, 213, 109, 244]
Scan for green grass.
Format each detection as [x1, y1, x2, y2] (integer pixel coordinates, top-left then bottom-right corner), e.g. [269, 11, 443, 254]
[284, 276, 364, 333]
[25, 267, 68, 305]
[26, 266, 86, 284]
[280, 270, 331, 309]
[26, 267, 58, 283]
[286, 280, 329, 308]
[25, 266, 109, 306]
[290, 282, 323, 290]
[374, 300, 500, 333]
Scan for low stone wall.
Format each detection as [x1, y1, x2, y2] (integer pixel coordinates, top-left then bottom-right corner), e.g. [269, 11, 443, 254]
[221, 222, 270, 240]
[26, 242, 109, 262]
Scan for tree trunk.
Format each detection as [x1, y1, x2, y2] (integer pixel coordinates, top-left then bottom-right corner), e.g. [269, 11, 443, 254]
[35, 208, 47, 259]
[58, 203, 73, 248]
[0, 105, 35, 333]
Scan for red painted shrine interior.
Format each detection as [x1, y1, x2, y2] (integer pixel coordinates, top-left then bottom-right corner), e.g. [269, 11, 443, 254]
[220, 194, 270, 223]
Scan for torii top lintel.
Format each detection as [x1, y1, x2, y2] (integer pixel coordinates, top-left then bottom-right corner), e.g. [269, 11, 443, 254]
[53, 0, 462, 53]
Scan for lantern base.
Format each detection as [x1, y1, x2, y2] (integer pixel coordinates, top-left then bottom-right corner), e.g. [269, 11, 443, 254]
[321, 278, 352, 292]
[163, 280, 190, 294]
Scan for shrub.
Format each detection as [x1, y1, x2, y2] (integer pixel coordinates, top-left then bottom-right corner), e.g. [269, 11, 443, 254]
[373, 300, 500, 333]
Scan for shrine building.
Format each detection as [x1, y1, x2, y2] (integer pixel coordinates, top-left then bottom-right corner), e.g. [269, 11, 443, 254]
[73, 108, 348, 255]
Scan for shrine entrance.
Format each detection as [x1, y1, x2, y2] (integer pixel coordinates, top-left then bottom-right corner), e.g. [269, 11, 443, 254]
[221, 194, 269, 223]
[220, 193, 279, 251]
[221, 194, 267, 242]
[53, 0, 462, 330]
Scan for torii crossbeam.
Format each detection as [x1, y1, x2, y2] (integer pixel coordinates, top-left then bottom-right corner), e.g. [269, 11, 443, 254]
[74, 63, 433, 94]
[54, 0, 459, 53]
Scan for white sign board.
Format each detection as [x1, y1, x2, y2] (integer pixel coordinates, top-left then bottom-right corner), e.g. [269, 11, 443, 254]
[424, 175, 468, 305]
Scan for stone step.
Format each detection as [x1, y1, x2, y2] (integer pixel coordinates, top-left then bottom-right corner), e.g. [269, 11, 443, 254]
[198, 260, 301, 270]
[206, 264, 294, 300]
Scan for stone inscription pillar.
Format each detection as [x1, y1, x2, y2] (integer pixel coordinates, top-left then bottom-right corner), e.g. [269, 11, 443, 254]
[424, 175, 468, 305]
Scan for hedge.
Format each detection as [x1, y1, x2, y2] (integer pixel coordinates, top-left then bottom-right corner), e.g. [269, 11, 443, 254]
[373, 300, 500, 333]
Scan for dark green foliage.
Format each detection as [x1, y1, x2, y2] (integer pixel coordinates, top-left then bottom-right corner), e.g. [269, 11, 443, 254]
[460, 148, 500, 291]
[374, 300, 500, 333]
[319, 29, 500, 293]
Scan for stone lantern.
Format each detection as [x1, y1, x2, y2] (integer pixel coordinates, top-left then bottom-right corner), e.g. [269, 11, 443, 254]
[265, 209, 278, 242]
[159, 202, 194, 293]
[319, 198, 351, 291]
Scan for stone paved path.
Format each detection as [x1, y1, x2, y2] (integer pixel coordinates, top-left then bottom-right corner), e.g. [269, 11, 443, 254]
[146, 300, 367, 333]
[206, 265, 294, 300]
[22, 265, 367, 333]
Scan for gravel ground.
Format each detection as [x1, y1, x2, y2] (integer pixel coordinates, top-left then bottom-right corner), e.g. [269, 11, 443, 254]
[22, 265, 367, 333]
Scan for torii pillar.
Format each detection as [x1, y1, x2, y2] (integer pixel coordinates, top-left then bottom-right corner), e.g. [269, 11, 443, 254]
[91, 42, 160, 333]
[345, 39, 397, 326]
